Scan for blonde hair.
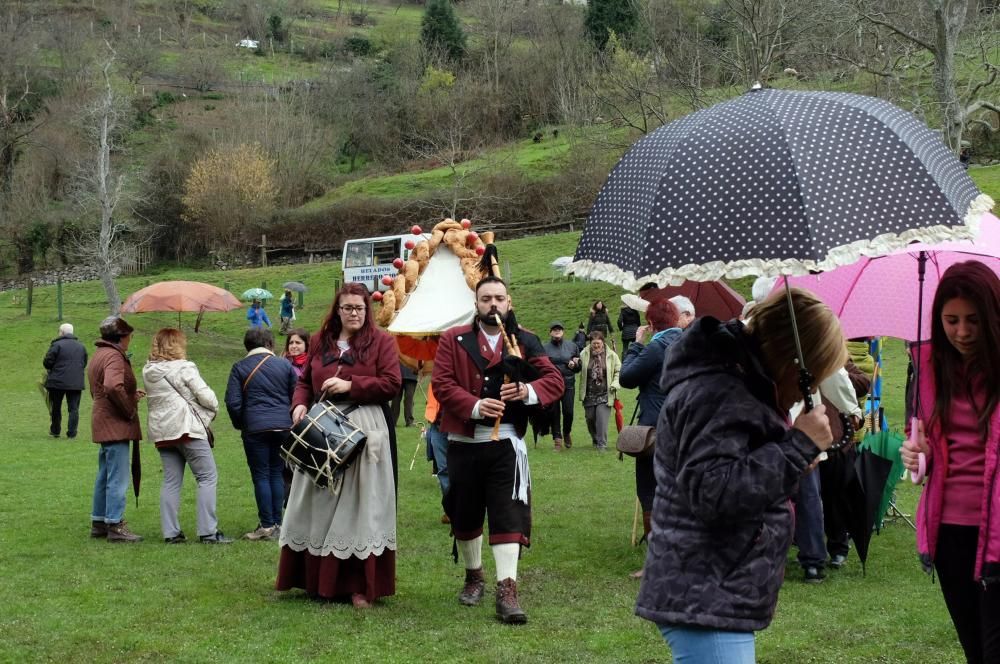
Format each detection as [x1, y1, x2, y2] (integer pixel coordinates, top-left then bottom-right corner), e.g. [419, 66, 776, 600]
[746, 287, 846, 386]
[148, 328, 187, 361]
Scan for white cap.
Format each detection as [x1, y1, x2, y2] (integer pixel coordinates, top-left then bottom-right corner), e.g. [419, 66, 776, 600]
[59, 323, 74, 336]
[620, 293, 650, 312]
[669, 295, 695, 315]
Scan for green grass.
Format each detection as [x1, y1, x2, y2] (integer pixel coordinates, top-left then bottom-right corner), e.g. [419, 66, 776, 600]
[0, 231, 962, 662]
[971, 165, 1000, 202]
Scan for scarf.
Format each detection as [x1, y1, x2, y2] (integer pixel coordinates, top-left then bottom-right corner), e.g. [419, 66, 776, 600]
[290, 353, 308, 369]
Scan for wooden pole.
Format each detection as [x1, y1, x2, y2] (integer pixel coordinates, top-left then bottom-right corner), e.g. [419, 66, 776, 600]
[261, 234, 267, 268]
[56, 277, 63, 321]
[297, 290, 304, 309]
[25, 278, 33, 316]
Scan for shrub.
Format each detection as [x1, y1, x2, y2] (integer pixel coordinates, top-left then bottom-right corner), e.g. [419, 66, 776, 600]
[344, 35, 374, 57]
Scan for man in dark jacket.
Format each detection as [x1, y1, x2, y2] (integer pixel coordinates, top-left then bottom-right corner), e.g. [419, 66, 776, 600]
[43, 323, 88, 438]
[542, 322, 581, 450]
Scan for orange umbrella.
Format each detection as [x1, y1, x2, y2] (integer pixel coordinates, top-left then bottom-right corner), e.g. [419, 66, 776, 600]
[121, 281, 242, 328]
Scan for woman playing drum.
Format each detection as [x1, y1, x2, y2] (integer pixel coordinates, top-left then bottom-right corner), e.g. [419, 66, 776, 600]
[276, 283, 402, 608]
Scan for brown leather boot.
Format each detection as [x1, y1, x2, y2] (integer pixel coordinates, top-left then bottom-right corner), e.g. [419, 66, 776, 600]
[458, 567, 486, 606]
[564, 432, 573, 449]
[90, 520, 108, 539]
[495, 578, 527, 624]
[107, 520, 143, 543]
[553, 437, 563, 451]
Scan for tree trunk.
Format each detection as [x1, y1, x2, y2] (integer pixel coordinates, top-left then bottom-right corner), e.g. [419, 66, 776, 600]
[932, 0, 970, 151]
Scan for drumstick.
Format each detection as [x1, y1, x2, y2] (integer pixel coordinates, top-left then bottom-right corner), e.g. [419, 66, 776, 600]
[490, 314, 522, 441]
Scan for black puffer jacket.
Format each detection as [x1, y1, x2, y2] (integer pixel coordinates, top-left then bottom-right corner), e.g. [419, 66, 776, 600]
[617, 306, 642, 343]
[43, 334, 88, 390]
[635, 318, 819, 632]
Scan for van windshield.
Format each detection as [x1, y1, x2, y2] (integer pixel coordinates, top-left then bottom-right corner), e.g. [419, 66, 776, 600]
[345, 242, 373, 268]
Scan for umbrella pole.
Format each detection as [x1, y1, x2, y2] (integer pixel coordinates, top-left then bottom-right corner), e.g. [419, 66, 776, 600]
[912, 251, 927, 419]
[783, 278, 814, 411]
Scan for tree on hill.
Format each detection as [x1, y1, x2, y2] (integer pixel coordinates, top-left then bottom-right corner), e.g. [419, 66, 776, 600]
[585, 0, 638, 50]
[182, 143, 278, 256]
[421, 0, 467, 60]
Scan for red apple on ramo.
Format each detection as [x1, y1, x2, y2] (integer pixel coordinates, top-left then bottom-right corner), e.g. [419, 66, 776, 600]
[381, 275, 394, 286]
[393, 257, 404, 269]
[475, 246, 485, 256]
[372, 291, 383, 302]
[461, 219, 471, 229]
[411, 225, 422, 235]
[404, 240, 415, 250]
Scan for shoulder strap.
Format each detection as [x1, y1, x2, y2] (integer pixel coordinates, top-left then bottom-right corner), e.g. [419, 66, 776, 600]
[242, 355, 271, 392]
[164, 373, 210, 431]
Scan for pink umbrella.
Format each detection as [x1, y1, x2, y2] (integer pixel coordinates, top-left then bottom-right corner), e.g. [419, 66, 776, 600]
[622, 281, 746, 321]
[777, 213, 1000, 342]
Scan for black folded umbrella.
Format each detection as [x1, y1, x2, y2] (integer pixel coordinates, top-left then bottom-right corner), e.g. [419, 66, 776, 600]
[842, 447, 895, 574]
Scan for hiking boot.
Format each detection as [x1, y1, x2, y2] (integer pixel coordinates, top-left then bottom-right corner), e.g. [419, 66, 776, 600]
[107, 520, 142, 543]
[440, 514, 451, 525]
[495, 578, 527, 624]
[243, 525, 277, 541]
[164, 532, 187, 544]
[458, 567, 486, 606]
[804, 566, 826, 584]
[199, 531, 234, 544]
[564, 433, 573, 449]
[90, 520, 108, 539]
[553, 437, 563, 451]
[829, 554, 847, 569]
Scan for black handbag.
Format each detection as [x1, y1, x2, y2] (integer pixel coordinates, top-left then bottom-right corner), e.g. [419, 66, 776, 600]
[282, 401, 367, 491]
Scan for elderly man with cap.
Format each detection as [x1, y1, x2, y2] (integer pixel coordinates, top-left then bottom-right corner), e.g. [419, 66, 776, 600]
[88, 315, 144, 543]
[542, 321, 581, 450]
[43, 322, 88, 439]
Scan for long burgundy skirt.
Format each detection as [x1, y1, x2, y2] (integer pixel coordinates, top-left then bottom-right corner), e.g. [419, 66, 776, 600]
[276, 546, 396, 602]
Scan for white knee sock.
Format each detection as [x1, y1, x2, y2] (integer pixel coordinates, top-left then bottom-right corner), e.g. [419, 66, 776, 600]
[492, 543, 519, 582]
[458, 536, 483, 570]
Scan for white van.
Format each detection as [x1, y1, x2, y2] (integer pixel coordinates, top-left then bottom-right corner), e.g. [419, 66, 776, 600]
[342, 233, 428, 293]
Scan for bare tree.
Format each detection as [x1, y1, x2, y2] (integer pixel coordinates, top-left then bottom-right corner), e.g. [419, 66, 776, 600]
[72, 49, 141, 315]
[711, 0, 829, 86]
[842, 0, 1000, 150]
[587, 33, 670, 142]
[467, 0, 520, 95]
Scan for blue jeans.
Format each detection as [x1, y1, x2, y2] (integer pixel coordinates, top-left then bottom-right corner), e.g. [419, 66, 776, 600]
[243, 431, 285, 528]
[91, 441, 130, 523]
[658, 624, 755, 663]
[426, 422, 449, 496]
[794, 467, 826, 569]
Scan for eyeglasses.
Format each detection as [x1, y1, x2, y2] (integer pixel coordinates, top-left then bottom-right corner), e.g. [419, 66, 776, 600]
[339, 305, 366, 315]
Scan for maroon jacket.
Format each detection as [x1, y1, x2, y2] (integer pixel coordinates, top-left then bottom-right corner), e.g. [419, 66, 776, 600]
[293, 330, 401, 408]
[88, 340, 142, 443]
[432, 323, 564, 439]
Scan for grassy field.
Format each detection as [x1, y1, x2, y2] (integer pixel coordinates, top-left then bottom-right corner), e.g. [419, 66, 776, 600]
[0, 230, 964, 662]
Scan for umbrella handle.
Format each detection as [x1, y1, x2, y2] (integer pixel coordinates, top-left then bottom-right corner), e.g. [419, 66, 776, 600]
[909, 417, 927, 483]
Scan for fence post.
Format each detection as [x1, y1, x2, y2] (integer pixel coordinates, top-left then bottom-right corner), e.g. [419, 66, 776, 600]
[25, 278, 33, 316]
[57, 277, 63, 321]
[297, 290, 304, 309]
[261, 234, 268, 268]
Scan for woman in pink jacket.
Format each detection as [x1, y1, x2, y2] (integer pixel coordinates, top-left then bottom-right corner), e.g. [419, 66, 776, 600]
[902, 260, 1000, 664]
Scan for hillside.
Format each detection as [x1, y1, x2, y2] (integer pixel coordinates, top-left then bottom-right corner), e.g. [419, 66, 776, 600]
[1, 0, 998, 276]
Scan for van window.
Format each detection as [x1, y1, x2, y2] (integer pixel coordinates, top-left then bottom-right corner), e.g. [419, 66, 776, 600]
[372, 239, 399, 265]
[345, 242, 372, 268]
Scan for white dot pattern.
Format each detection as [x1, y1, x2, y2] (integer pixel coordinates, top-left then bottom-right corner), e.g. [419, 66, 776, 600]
[571, 89, 991, 289]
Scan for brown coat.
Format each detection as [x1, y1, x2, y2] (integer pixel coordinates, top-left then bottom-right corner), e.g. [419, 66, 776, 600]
[88, 340, 142, 443]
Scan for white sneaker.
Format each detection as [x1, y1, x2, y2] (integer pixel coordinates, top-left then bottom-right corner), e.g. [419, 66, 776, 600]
[243, 525, 276, 541]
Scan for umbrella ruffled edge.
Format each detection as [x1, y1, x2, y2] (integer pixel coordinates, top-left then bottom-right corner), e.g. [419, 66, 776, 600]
[567, 195, 994, 290]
